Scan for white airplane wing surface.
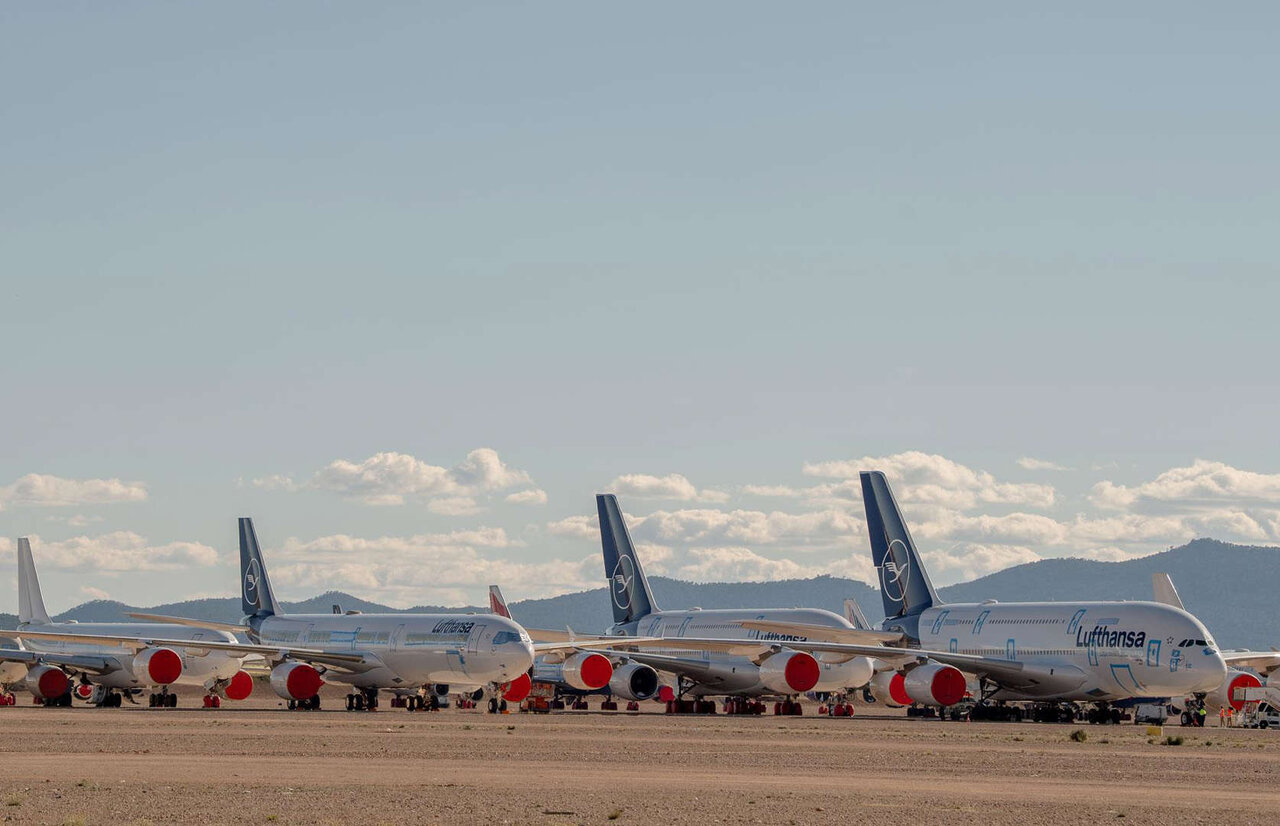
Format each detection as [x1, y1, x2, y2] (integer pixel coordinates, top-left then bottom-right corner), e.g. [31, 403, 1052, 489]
[1223, 649, 1280, 676]
[0, 647, 120, 675]
[636, 636, 1087, 693]
[125, 613, 250, 633]
[7, 629, 376, 672]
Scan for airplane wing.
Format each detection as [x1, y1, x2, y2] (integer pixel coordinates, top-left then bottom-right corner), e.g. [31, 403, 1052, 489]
[125, 613, 250, 633]
[0, 647, 119, 675]
[1223, 649, 1280, 676]
[588, 649, 740, 687]
[735, 620, 904, 646]
[6, 629, 375, 672]
[637, 636, 1086, 692]
[532, 636, 663, 654]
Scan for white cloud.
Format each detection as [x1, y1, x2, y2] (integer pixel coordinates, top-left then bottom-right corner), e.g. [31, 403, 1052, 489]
[269, 529, 591, 607]
[546, 514, 597, 539]
[740, 485, 803, 497]
[250, 474, 299, 492]
[1091, 460, 1280, 510]
[269, 448, 542, 511]
[79, 585, 111, 601]
[607, 473, 729, 503]
[0, 474, 148, 509]
[13, 533, 218, 573]
[1017, 457, 1070, 471]
[45, 514, 106, 527]
[505, 488, 548, 505]
[673, 546, 826, 583]
[428, 496, 482, 516]
[803, 451, 1055, 509]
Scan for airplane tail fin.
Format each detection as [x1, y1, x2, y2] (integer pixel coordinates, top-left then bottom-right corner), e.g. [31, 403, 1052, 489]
[16, 538, 52, 626]
[489, 585, 513, 619]
[597, 494, 658, 626]
[1152, 573, 1186, 611]
[860, 471, 940, 621]
[843, 597, 872, 631]
[239, 518, 282, 618]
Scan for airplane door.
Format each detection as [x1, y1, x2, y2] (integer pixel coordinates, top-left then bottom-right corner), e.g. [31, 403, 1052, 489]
[390, 624, 406, 653]
[1146, 639, 1161, 668]
[469, 623, 491, 656]
[1006, 638, 1016, 660]
[1088, 634, 1099, 667]
[949, 638, 958, 654]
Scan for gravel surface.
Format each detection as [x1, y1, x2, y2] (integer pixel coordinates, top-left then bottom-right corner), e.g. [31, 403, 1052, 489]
[0, 688, 1276, 824]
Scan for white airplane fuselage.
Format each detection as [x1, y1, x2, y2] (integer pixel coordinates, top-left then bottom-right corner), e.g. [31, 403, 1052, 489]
[247, 613, 535, 690]
[905, 600, 1227, 701]
[17, 622, 243, 690]
[613, 607, 874, 696]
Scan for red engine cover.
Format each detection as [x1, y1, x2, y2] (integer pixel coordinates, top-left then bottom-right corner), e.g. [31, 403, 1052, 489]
[502, 672, 532, 703]
[225, 670, 254, 701]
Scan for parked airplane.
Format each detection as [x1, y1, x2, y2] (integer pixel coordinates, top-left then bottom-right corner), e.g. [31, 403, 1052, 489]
[14, 519, 647, 712]
[1151, 572, 1280, 713]
[491, 584, 659, 708]
[582, 494, 880, 706]
[722, 472, 1229, 713]
[0, 538, 253, 707]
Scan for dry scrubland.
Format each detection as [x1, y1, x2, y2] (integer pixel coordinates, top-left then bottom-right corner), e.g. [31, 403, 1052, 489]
[0, 686, 1277, 825]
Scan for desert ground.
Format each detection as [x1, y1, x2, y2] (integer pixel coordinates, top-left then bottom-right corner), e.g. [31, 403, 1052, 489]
[1, 687, 1277, 825]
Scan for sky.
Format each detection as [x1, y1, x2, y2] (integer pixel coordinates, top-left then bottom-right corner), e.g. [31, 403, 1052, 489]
[2, 3, 1279, 613]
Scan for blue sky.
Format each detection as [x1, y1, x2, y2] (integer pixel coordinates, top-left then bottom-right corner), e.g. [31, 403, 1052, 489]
[3, 3, 1279, 612]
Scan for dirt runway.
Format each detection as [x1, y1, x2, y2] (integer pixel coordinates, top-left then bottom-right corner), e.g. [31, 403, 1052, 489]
[1, 693, 1277, 825]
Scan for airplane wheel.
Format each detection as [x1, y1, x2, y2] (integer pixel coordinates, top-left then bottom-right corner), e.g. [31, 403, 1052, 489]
[167, 694, 178, 708]
[500, 699, 508, 712]
[488, 698, 499, 713]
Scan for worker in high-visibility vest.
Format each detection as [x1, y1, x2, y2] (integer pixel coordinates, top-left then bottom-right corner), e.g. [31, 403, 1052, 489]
[1220, 706, 1227, 726]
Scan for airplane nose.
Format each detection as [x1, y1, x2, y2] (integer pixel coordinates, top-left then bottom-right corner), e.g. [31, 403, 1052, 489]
[1201, 650, 1228, 692]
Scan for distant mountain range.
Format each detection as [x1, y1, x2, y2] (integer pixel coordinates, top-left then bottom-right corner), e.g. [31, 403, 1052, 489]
[1, 538, 1275, 648]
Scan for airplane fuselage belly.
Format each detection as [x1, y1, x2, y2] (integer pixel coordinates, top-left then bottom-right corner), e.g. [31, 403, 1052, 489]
[251, 613, 532, 688]
[912, 601, 1225, 701]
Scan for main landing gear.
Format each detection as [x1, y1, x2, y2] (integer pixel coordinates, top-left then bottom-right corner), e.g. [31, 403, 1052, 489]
[486, 697, 509, 714]
[345, 688, 379, 712]
[288, 695, 321, 710]
[148, 688, 177, 708]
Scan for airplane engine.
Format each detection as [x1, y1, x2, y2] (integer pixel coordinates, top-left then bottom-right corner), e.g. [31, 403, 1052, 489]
[1207, 669, 1262, 712]
[868, 670, 911, 708]
[560, 652, 613, 691]
[757, 650, 821, 694]
[903, 663, 967, 707]
[268, 662, 323, 701]
[431, 684, 451, 698]
[814, 656, 875, 692]
[609, 662, 659, 701]
[132, 647, 184, 686]
[501, 673, 532, 703]
[0, 660, 27, 686]
[224, 670, 255, 701]
[25, 664, 70, 700]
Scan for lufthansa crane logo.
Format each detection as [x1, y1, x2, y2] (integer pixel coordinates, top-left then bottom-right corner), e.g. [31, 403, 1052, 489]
[244, 558, 262, 604]
[612, 555, 636, 610]
[880, 539, 911, 603]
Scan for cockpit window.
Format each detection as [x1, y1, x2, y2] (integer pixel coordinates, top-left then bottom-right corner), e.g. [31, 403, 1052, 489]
[492, 631, 522, 645]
